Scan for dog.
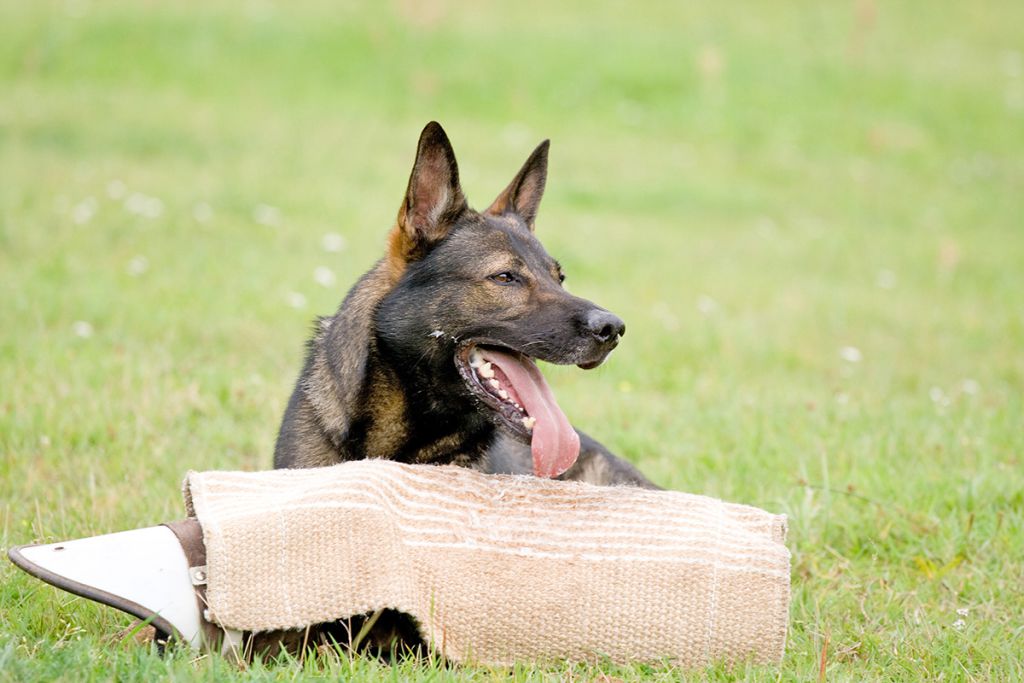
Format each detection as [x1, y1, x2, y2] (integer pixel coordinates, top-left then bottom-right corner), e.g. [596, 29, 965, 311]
[273, 122, 655, 490]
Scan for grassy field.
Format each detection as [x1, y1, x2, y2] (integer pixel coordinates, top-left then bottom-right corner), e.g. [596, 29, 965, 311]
[2, 1, 1022, 680]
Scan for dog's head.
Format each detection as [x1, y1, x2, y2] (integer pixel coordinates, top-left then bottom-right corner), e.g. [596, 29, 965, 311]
[375, 122, 624, 477]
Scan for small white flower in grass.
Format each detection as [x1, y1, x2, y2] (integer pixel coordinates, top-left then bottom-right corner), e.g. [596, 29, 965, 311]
[125, 193, 163, 219]
[71, 321, 94, 338]
[849, 158, 870, 184]
[501, 123, 530, 148]
[1005, 86, 1024, 112]
[285, 291, 307, 309]
[125, 194, 144, 215]
[696, 44, 724, 81]
[930, 386, 952, 409]
[754, 216, 777, 238]
[72, 197, 97, 225]
[321, 232, 346, 253]
[956, 607, 969, 617]
[876, 269, 897, 290]
[313, 266, 336, 288]
[246, 0, 275, 22]
[146, 197, 164, 218]
[106, 180, 127, 200]
[1002, 50, 1022, 78]
[65, 0, 87, 18]
[253, 204, 282, 227]
[650, 302, 679, 330]
[961, 379, 980, 395]
[835, 392, 850, 405]
[696, 295, 718, 316]
[616, 99, 643, 126]
[193, 202, 213, 224]
[40, 435, 51, 448]
[952, 618, 966, 631]
[839, 346, 862, 363]
[126, 255, 149, 277]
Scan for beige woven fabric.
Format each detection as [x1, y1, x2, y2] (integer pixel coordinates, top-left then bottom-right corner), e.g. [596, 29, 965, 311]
[183, 461, 790, 666]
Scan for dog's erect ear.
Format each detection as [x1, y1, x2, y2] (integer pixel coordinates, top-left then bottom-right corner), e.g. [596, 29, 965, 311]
[486, 139, 550, 230]
[392, 122, 468, 264]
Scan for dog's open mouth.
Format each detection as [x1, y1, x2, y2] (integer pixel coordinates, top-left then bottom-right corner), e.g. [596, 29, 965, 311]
[456, 343, 580, 478]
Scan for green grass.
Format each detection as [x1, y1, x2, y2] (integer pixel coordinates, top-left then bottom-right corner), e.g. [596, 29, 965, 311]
[2, 0, 1022, 679]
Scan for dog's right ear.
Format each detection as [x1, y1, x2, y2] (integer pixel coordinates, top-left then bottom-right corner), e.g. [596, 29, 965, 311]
[485, 139, 549, 230]
[389, 122, 468, 271]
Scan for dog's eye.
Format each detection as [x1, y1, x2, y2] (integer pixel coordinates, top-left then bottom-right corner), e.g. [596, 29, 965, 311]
[490, 272, 517, 285]
[558, 272, 566, 284]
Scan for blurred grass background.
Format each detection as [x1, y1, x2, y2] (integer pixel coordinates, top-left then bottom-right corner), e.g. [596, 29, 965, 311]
[1, 0, 1022, 680]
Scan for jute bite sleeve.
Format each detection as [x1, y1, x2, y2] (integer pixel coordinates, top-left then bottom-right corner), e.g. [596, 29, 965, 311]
[183, 461, 790, 667]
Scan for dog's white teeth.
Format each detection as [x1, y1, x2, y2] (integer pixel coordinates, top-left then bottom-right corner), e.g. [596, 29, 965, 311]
[478, 362, 495, 379]
[498, 389, 509, 400]
[468, 350, 483, 368]
[522, 416, 536, 431]
[488, 378, 501, 390]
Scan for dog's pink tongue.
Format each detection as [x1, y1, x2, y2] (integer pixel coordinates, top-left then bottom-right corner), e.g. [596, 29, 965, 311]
[481, 349, 580, 478]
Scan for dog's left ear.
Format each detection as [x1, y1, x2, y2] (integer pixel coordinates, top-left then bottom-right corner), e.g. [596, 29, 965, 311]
[392, 122, 468, 267]
[486, 140, 550, 230]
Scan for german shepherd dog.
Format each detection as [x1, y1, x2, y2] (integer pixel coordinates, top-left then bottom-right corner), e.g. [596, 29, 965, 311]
[273, 122, 655, 490]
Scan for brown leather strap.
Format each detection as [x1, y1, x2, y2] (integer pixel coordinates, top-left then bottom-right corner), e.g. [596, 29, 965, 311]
[163, 518, 206, 567]
[162, 518, 224, 651]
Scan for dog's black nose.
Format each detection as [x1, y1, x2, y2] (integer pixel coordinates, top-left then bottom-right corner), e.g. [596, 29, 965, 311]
[585, 309, 625, 344]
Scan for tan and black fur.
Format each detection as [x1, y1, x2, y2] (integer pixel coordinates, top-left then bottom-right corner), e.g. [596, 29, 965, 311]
[274, 122, 654, 489]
